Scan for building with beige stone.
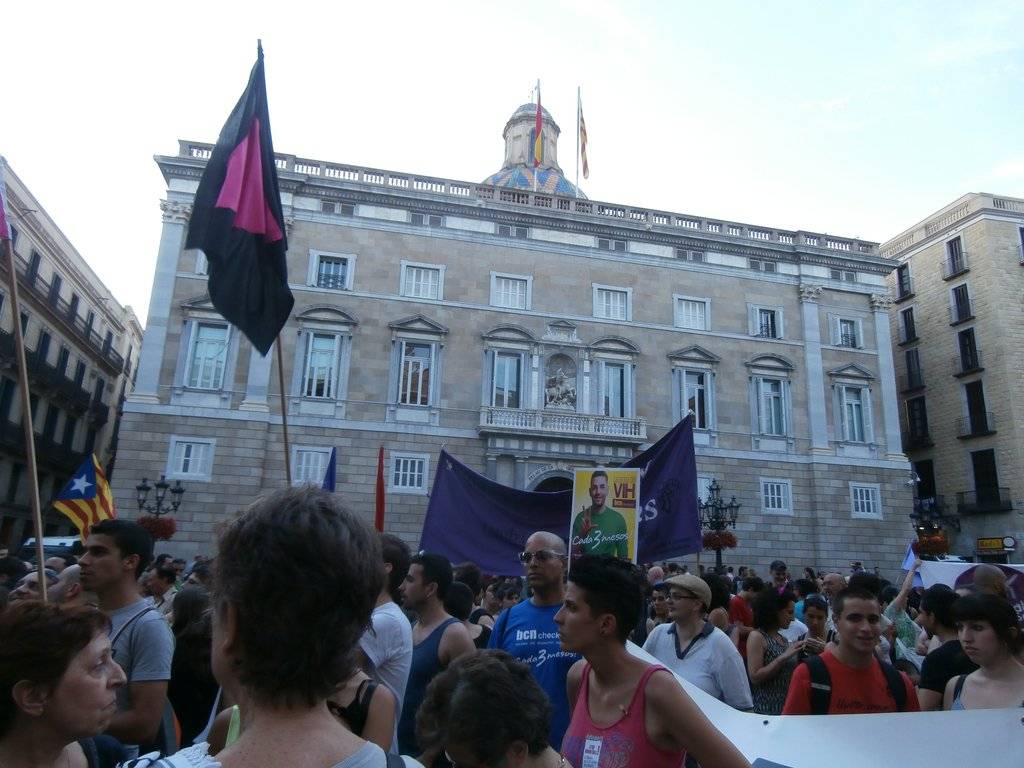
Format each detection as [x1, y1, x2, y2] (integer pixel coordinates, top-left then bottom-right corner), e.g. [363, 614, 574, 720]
[0, 157, 144, 549]
[883, 193, 1024, 563]
[113, 103, 914, 572]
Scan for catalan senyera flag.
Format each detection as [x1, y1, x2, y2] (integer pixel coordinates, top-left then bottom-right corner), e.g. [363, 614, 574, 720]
[533, 79, 543, 168]
[579, 99, 590, 180]
[185, 43, 294, 356]
[53, 455, 116, 542]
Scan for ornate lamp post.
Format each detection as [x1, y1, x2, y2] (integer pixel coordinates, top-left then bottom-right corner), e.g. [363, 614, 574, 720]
[906, 470, 958, 557]
[135, 475, 185, 541]
[698, 479, 741, 573]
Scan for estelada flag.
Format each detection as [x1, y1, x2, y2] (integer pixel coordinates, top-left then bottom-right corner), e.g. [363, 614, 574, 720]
[185, 44, 294, 356]
[53, 455, 116, 542]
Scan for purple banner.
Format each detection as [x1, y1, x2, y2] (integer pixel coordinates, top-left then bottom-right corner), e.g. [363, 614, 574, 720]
[419, 417, 700, 574]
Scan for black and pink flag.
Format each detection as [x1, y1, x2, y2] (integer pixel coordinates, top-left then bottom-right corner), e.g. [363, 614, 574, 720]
[185, 44, 293, 356]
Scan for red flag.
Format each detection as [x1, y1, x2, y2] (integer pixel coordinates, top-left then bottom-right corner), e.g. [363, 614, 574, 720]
[375, 445, 386, 532]
[185, 43, 294, 356]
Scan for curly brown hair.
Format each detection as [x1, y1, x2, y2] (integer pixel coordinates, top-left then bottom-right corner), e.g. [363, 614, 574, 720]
[416, 650, 551, 763]
[215, 486, 382, 708]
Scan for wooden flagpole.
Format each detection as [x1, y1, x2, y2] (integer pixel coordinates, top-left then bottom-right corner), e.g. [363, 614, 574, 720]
[274, 335, 292, 485]
[1, 236, 48, 601]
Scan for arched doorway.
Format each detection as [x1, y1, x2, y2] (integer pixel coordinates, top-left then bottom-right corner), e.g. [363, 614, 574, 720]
[532, 475, 573, 493]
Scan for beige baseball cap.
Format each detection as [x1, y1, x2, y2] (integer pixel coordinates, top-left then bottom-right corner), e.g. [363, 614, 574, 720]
[661, 573, 712, 610]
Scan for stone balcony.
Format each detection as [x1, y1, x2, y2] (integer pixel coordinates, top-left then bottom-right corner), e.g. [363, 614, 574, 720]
[478, 406, 647, 444]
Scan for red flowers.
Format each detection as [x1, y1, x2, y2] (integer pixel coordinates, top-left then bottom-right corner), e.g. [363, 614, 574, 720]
[702, 531, 738, 551]
[136, 515, 178, 541]
[912, 531, 949, 556]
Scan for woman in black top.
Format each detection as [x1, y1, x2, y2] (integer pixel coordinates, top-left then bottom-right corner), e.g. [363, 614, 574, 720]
[167, 587, 219, 747]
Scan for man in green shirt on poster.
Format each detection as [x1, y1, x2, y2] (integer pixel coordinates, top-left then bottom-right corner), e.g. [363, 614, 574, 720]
[570, 470, 629, 562]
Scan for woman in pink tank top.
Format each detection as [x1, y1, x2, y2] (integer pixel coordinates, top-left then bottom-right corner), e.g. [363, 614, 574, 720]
[555, 556, 751, 768]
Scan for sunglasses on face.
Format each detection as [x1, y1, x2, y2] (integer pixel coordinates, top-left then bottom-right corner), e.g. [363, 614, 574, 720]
[518, 549, 564, 564]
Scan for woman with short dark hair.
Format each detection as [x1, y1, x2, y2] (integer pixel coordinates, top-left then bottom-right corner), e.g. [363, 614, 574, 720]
[944, 594, 1024, 710]
[0, 602, 126, 767]
[417, 651, 558, 767]
[746, 588, 802, 715]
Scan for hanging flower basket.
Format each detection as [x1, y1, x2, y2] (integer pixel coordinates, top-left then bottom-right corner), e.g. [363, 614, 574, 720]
[702, 530, 738, 551]
[912, 530, 949, 557]
[137, 515, 177, 541]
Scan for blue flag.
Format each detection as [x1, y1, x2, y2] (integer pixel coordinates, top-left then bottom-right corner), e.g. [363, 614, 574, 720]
[321, 447, 337, 491]
[420, 416, 700, 574]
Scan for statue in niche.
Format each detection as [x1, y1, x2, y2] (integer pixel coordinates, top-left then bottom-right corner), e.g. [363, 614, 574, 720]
[544, 354, 577, 409]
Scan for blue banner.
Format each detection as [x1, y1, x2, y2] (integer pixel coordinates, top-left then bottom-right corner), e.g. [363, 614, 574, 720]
[321, 447, 337, 491]
[419, 417, 699, 574]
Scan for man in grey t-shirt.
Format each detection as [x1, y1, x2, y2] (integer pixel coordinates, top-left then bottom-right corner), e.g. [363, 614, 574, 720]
[80, 520, 174, 758]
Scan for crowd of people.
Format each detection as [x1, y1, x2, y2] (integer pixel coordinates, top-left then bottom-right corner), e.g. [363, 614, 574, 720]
[0, 488, 1022, 768]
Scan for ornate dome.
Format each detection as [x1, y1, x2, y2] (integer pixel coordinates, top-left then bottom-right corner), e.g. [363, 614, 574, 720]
[483, 101, 586, 199]
[482, 166, 585, 198]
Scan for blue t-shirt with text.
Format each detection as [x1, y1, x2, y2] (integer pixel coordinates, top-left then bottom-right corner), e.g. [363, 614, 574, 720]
[488, 600, 580, 750]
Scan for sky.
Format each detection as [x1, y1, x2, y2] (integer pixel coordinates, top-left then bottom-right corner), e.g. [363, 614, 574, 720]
[3, 1, 1023, 325]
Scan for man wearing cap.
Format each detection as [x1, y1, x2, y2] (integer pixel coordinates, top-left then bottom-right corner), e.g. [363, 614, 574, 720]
[642, 573, 753, 711]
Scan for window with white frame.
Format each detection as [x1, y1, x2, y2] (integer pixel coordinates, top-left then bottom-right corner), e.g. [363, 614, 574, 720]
[697, 474, 714, 503]
[850, 483, 882, 519]
[683, 370, 710, 429]
[195, 252, 208, 275]
[492, 352, 522, 408]
[316, 255, 350, 290]
[839, 385, 871, 442]
[761, 478, 792, 515]
[186, 323, 229, 390]
[836, 318, 859, 347]
[292, 447, 332, 486]
[602, 362, 627, 417]
[757, 378, 786, 435]
[593, 285, 630, 321]
[301, 333, 341, 399]
[401, 262, 443, 300]
[398, 341, 435, 406]
[167, 437, 215, 481]
[490, 273, 531, 310]
[391, 453, 429, 494]
[749, 305, 784, 338]
[674, 296, 709, 331]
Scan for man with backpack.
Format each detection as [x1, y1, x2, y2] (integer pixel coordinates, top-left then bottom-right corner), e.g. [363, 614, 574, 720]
[79, 519, 174, 758]
[782, 586, 919, 714]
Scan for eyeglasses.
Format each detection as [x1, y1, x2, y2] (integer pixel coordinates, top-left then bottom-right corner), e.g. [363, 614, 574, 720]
[668, 591, 699, 601]
[518, 549, 564, 564]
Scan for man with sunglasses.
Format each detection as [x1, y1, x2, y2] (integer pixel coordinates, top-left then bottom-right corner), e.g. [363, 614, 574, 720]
[488, 531, 581, 751]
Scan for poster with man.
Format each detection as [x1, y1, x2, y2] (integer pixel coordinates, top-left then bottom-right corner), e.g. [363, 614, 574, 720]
[569, 468, 640, 569]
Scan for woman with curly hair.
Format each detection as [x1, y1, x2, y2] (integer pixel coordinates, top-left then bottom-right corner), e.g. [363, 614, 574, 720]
[417, 650, 563, 767]
[746, 588, 803, 715]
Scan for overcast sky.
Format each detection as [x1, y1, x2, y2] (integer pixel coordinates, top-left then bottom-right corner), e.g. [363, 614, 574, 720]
[3, 1, 1022, 324]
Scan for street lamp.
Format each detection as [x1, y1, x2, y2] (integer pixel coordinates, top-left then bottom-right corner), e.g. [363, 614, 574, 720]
[698, 479, 741, 573]
[135, 475, 185, 516]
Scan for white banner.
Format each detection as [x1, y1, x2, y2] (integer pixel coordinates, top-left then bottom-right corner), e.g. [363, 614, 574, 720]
[628, 643, 1022, 767]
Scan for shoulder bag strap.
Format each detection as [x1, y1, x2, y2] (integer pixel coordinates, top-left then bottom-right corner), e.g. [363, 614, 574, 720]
[803, 654, 831, 715]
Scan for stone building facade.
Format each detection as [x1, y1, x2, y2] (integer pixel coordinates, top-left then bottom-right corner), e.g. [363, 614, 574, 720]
[883, 194, 1024, 563]
[0, 158, 143, 549]
[114, 104, 914, 572]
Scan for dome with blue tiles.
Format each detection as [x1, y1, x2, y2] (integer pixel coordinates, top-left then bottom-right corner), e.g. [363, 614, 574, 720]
[483, 102, 586, 199]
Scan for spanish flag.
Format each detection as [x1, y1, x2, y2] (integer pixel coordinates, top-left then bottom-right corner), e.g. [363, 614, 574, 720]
[53, 455, 116, 542]
[533, 79, 543, 168]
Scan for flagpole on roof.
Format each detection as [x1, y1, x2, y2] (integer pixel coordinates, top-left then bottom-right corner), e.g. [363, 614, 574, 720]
[0, 164, 48, 601]
[575, 86, 580, 199]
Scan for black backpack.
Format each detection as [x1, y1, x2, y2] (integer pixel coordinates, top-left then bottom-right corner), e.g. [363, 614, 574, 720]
[802, 653, 908, 714]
